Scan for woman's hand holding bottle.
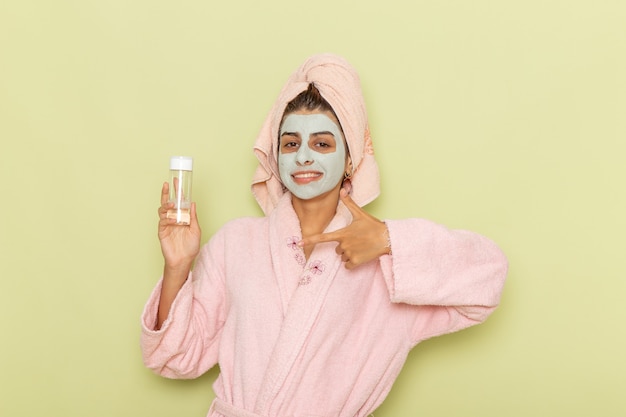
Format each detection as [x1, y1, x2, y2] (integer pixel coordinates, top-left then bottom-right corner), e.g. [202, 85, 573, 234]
[155, 181, 201, 329]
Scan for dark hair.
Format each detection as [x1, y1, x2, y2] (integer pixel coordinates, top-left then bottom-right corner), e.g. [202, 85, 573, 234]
[282, 83, 339, 122]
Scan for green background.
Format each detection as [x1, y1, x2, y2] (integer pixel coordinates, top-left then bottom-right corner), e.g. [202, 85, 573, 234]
[1, 1, 624, 416]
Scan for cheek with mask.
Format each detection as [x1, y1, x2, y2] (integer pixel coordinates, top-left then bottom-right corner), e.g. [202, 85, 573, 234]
[278, 113, 346, 200]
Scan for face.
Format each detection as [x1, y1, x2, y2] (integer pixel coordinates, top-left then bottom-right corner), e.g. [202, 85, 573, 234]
[278, 111, 347, 200]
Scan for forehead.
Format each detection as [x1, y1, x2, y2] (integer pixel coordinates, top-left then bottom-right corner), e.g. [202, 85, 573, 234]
[280, 112, 342, 135]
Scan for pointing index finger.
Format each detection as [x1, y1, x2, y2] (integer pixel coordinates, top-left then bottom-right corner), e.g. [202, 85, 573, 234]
[299, 230, 342, 248]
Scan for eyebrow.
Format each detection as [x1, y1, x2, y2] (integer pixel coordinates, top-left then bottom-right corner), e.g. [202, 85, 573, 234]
[311, 131, 335, 137]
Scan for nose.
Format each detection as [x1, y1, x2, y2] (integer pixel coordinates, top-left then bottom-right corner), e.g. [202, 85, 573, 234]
[295, 144, 314, 165]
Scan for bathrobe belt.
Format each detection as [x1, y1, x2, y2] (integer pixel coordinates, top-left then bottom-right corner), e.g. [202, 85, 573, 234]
[210, 398, 265, 417]
[210, 398, 375, 417]
[211, 398, 369, 417]
[209, 398, 374, 417]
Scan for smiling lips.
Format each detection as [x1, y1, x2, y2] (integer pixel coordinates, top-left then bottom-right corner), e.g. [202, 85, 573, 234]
[292, 171, 323, 184]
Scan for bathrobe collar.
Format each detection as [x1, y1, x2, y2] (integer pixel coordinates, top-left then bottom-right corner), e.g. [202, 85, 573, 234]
[259, 192, 351, 414]
[268, 191, 352, 315]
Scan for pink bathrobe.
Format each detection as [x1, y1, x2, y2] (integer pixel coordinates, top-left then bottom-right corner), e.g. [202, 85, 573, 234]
[141, 192, 508, 417]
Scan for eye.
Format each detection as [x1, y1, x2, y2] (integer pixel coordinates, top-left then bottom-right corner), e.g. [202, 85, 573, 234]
[311, 134, 336, 151]
[280, 135, 300, 152]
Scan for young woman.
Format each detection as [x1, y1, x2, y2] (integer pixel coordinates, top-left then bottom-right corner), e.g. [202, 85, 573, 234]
[141, 53, 508, 417]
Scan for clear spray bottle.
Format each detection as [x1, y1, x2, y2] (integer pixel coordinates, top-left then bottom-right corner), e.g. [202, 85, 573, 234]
[167, 156, 193, 225]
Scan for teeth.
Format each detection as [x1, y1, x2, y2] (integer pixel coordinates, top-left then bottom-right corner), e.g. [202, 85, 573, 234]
[293, 172, 321, 178]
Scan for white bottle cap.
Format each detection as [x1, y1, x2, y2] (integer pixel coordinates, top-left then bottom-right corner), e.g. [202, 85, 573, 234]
[170, 156, 193, 171]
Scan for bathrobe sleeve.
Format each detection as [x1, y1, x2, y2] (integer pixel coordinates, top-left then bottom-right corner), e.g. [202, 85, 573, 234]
[379, 218, 508, 346]
[140, 230, 228, 379]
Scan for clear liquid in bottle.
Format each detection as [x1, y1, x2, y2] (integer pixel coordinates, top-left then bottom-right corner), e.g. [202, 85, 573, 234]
[168, 156, 193, 225]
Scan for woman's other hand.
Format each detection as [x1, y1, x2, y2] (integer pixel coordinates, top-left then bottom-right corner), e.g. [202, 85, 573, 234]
[299, 188, 391, 269]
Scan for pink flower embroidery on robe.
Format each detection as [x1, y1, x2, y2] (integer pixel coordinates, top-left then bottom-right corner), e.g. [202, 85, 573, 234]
[294, 252, 306, 266]
[308, 260, 325, 275]
[286, 236, 306, 266]
[298, 260, 326, 285]
[298, 275, 312, 286]
[286, 236, 300, 250]
[298, 260, 326, 286]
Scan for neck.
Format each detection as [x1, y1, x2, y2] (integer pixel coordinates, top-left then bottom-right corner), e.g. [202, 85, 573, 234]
[291, 187, 341, 239]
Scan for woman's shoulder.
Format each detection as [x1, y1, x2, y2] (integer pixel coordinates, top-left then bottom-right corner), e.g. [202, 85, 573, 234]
[223, 215, 269, 229]
[212, 216, 270, 240]
[201, 216, 270, 256]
